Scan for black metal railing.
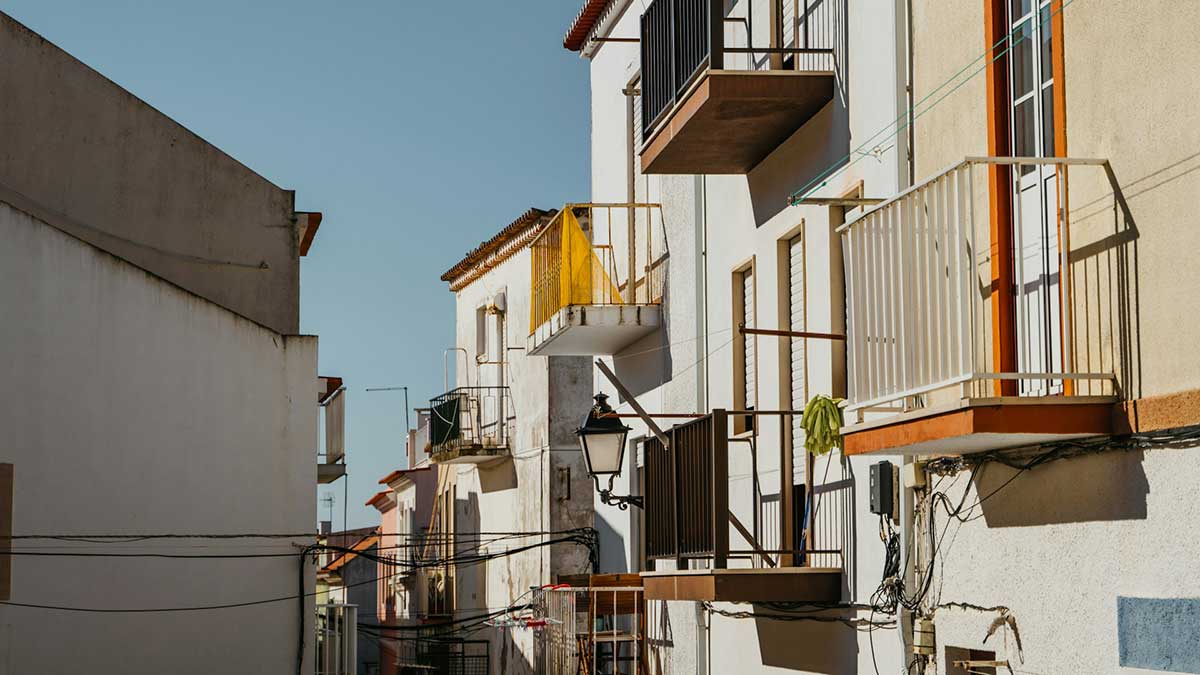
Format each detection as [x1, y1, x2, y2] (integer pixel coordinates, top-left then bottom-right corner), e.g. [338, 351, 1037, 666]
[643, 410, 729, 566]
[428, 386, 511, 456]
[640, 0, 841, 141]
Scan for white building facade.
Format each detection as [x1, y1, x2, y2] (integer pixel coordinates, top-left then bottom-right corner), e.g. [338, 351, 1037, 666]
[562, 1, 1200, 675]
[0, 11, 326, 675]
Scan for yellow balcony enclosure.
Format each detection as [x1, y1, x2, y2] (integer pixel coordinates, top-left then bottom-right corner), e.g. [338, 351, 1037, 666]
[528, 203, 666, 357]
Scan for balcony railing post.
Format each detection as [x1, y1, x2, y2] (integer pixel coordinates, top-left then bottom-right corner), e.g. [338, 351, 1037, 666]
[671, 425, 683, 567]
[708, 0, 724, 70]
[711, 410, 728, 569]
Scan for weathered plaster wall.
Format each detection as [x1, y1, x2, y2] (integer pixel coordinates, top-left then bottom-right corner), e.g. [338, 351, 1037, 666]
[0, 11, 302, 335]
[0, 202, 317, 675]
[445, 243, 594, 675]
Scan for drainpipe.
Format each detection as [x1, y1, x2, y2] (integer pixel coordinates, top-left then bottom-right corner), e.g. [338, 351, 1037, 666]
[897, 0, 918, 665]
[695, 174, 709, 412]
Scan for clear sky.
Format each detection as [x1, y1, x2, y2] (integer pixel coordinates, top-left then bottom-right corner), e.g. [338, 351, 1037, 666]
[3, 1, 592, 529]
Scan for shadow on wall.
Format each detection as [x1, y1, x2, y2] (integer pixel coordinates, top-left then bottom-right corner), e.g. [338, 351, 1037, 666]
[755, 609, 859, 673]
[614, 258, 673, 399]
[478, 459, 517, 493]
[594, 508, 629, 575]
[748, 96, 852, 228]
[497, 628, 536, 675]
[977, 449, 1148, 527]
[746, 0, 852, 228]
[1069, 160, 1145, 400]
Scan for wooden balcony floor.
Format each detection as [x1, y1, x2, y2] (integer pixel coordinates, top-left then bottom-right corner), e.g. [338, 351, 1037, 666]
[640, 69, 835, 175]
[641, 567, 842, 603]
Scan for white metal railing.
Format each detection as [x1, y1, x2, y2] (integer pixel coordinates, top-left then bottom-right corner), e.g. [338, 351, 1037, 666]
[840, 157, 1119, 416]
[543, 586, 644, 675]
[315, 604, 358, 675]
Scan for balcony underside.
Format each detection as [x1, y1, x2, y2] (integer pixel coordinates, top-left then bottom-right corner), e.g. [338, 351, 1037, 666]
[642, 567, 842, 603]
[430, 445, 510, 465]
[318, 463, 346, 484]
[640, 70, 835, 175]
[842, 397, 1116, 457]
[528, 304, 661, 356]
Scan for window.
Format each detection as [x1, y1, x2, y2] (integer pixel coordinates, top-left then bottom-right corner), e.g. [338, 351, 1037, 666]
[475, 306, 489, 363]
[776, 227, 808, 485]
[733, 262, 757, 434]
[1, 463, 11, 601]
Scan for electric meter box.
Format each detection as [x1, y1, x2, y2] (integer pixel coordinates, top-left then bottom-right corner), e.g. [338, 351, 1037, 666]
[870, 460, 895, 517]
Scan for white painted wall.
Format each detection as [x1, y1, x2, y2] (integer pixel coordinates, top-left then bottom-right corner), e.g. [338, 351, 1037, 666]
[0, 202, 317, 675]
[441, 240, 594, 674]
[583, 1, 910, 673]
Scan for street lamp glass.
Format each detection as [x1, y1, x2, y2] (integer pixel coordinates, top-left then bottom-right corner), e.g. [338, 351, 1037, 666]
[576, 393, 631, 479]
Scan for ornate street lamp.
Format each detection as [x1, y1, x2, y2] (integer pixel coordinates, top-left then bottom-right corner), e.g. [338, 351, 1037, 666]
[576, 393, 642, 510]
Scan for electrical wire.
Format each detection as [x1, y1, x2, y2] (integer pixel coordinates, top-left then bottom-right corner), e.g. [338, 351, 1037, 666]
[787, 0, 1080, 204]
[0, 528, 598, 614]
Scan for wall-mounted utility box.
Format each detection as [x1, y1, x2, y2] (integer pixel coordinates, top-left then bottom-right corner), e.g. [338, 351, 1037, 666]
[870, 460, 896, 519]
[902, 460, 927, 489]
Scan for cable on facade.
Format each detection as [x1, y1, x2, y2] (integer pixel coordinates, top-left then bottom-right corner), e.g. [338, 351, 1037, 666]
[0, 529, 598, 615]
[702, 602, 895, 631]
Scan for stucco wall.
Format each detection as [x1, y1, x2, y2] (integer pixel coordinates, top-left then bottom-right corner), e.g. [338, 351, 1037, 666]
[443, 242, 594, 674]
[905, 2, 1200, 672]
[0, 202, 317, 674]
[0, 11, 302, 335]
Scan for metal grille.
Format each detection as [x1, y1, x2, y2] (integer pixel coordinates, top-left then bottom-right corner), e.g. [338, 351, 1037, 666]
[640, 0, 709, 141]
[640, 0, 840, 141]
[643, 412, 728, 563]
[416, 638, 489, 675]
[428, 386, 511, 455]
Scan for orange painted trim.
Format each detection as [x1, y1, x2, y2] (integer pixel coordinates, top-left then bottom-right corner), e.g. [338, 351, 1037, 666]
[842, 402, 1113, 456]
[1050, 0, 1074, 395]
[1115, 388, 1200, 434]
[985, 0, 1017, 396]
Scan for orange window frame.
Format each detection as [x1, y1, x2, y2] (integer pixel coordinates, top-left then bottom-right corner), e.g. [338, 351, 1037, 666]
[984, 0, 1068, 396]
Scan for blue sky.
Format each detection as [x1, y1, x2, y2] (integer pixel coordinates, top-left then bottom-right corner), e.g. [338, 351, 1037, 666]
[2, 1, 591, 529]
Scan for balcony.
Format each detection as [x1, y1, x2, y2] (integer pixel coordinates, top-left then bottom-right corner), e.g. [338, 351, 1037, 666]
[428, 386, 512, 464]
[640, 411, 843, 603]
[528, 204, 666, 356]
[638, 0, 838, 174]
[318, 376, 346, 484]
[840, 157, 1121, 457]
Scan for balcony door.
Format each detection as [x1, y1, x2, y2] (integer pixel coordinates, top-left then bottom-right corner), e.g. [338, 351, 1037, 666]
[1008, 0, 1061, 395]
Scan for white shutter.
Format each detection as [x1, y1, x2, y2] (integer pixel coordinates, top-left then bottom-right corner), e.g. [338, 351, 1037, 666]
[324, 389, 345, 464]
[742, 269, 756, 409]
[788, 234, 806, 483]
